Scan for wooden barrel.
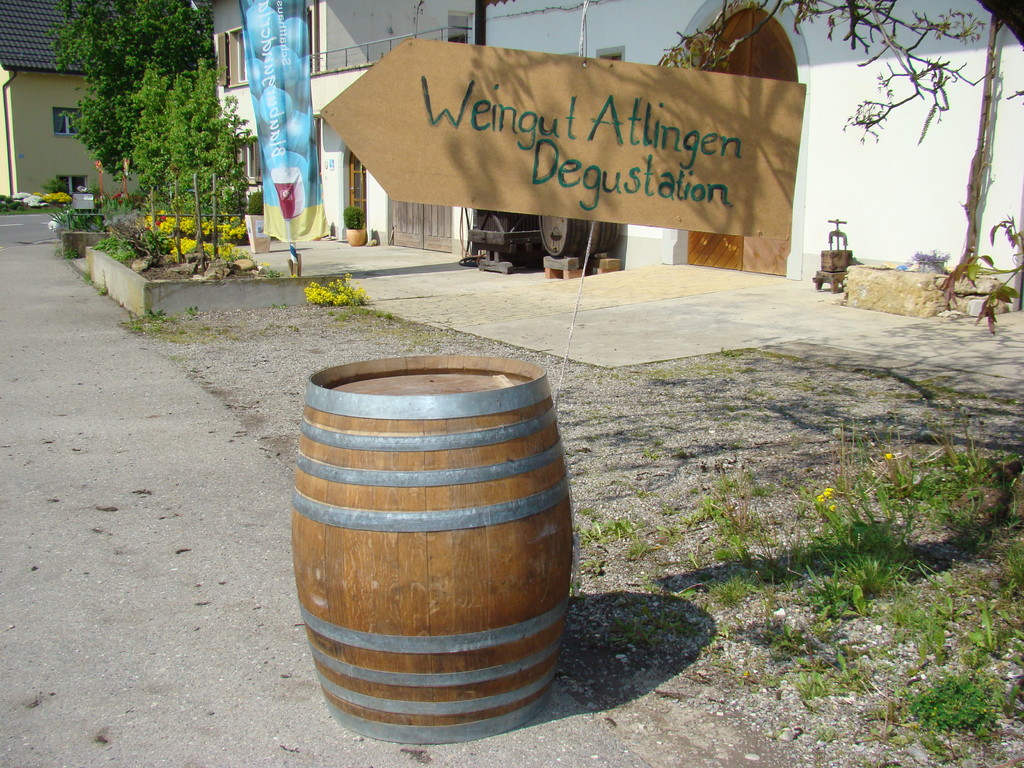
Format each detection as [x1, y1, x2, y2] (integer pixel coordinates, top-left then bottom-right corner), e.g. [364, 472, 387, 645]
[293, 356, 573, 744]
[539, 216, 619, 259]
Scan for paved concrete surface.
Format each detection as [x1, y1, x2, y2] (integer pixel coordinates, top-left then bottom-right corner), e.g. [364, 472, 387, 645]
[2, 235, 1021, 768]
[272, 239, 1024, 397]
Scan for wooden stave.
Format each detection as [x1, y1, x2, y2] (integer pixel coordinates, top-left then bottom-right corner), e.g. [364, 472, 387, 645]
[292, 356, 573, 742]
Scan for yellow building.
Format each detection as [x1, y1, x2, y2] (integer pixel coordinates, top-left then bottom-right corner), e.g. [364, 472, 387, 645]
[0, 0, 94, 197]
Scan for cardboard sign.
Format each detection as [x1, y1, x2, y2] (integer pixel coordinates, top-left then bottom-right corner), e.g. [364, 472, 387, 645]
[322, 39, 806, 239]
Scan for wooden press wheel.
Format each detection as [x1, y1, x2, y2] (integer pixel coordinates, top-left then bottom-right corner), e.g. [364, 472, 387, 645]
[539, 216, 620, 259]
[539, 216, 584, 258]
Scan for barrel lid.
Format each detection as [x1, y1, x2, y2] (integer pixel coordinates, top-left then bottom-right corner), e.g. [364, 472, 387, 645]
[335, 372, 519, 396]
[306, 356, 551, 419]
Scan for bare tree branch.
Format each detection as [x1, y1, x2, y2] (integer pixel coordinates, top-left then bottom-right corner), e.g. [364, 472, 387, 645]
[660, 1, 987, 140]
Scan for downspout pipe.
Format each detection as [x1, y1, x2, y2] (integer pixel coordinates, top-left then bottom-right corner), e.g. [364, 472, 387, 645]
[3, 70, 17, 196]
[475, 0, 486, 46]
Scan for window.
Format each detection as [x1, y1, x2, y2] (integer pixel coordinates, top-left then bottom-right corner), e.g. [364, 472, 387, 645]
[217, 29, 247, 86]
[56, 175, 88, 194]
[597, 46, 625, 61]
[239, 141, 262, 182]
[448, 12, 471, 44]
[53, 108, 80, 136]
[308, 6, 322, 72]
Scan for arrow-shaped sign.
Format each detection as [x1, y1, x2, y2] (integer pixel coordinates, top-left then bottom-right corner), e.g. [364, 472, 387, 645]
[322, 39, 805, 239]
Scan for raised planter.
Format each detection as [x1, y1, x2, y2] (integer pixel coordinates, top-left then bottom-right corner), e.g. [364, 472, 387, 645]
[60, 231, 106, 258]
[84, 247, 340, 315]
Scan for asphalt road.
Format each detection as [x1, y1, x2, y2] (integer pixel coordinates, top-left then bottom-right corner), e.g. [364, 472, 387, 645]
[0, 213, 54, 247]
[0, 241, 672, 767]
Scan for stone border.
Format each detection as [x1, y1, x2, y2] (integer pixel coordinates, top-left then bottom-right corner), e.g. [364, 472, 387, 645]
[60, 231, 106, 258]
[83, 247, 340, 315]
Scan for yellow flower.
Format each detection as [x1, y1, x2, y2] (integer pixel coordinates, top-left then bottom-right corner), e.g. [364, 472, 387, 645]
[884, 453, 895, 460]
[828, 504, 837, 512]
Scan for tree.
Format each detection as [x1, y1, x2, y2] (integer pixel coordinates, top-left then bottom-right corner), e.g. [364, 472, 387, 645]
[977, 0, 1024, 44]
[133, 65, 253, 214]
[53, 0, 214, 172]
[660, 1, 1005, 141]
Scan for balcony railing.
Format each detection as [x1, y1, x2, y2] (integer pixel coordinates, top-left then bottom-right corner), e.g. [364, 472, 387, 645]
[313, 26, 470, 75]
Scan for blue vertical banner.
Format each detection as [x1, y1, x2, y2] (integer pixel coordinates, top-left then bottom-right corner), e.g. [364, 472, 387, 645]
[239, 0, 329, 242]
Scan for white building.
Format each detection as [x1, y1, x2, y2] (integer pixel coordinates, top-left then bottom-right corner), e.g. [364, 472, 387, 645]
[214, 0, 1024, 280]
[214, 0, 477, 249]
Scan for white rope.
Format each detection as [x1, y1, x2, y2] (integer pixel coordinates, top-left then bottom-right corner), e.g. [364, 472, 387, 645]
[554, 221, 595, 407]
[556, 0, 595, 408]
[577, 0, 590, 57]
[565, 0, 594, 598]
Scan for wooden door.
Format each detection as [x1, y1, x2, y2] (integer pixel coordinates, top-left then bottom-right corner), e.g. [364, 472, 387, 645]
[422, 203, 452, 251]
[391, 200, 452, 252]
[688, 9, 797, 275]
[348, 152, 366, 214]
[688, 231, 743, 270]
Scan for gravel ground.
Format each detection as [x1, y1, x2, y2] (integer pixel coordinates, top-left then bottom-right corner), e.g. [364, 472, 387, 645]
[133, 304, 1024, 768]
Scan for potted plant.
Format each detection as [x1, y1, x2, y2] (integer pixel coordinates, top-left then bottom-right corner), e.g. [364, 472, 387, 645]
[911, 249, 949, 274]
[344, 205, 367, 247]
[245, 190, 270, 254]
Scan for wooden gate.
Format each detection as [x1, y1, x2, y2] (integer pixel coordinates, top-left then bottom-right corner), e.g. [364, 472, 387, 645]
[392, 200, 453, 252]
[688, 9, 797, 276]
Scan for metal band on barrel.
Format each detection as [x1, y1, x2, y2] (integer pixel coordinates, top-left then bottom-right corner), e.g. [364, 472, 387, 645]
[292, 478, 569, 532]
[301, 597, 567, 654]
[324, 688, 551, 744]
[296, 441, 563, 488]
[301, 408, 556, 452]
[306, 372, 550, 420]
[310, 639, 560, 687]
[318, 665, 556, 716]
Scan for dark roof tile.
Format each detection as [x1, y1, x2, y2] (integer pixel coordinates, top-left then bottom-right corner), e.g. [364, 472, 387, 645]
[0, 0, 78, 73]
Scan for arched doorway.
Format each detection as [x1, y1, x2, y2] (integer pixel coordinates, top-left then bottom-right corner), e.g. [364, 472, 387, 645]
[687, 8, 799, 275]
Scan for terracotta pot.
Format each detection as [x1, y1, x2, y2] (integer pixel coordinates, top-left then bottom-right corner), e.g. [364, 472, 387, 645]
[346, 228, 367, 247]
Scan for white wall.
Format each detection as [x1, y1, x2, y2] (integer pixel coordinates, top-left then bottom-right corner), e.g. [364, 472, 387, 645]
[487, 0, 1024, 275]
[215, 0, 474, 246]
[798, 17, 1023, 275]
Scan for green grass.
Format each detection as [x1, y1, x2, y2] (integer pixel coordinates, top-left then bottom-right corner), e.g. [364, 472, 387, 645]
[124, 311, 239, 342]
[908, 674, 999, 735]
[579, 517, 639, 546]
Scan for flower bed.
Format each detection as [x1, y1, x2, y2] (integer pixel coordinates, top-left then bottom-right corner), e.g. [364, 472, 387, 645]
[82, 246, 346, 315]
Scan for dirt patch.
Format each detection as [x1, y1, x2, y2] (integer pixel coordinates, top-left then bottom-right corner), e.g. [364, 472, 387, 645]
[133, 304, 1024, 768]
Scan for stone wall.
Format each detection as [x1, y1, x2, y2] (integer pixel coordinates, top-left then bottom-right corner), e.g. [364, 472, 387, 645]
[845, 266, 1010, 318]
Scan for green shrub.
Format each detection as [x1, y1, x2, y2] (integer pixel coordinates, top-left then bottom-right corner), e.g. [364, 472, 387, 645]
[343, 205, 365, 230]
[908, 674, 998, 735]
[0, 195, 22, 212]
[96, 235, 137, 264]
[41, 176, 69, 195]
[247, 190, 263, 216]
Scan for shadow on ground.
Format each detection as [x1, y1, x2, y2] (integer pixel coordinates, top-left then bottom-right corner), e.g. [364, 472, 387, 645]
[547, 591, 715, 717]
